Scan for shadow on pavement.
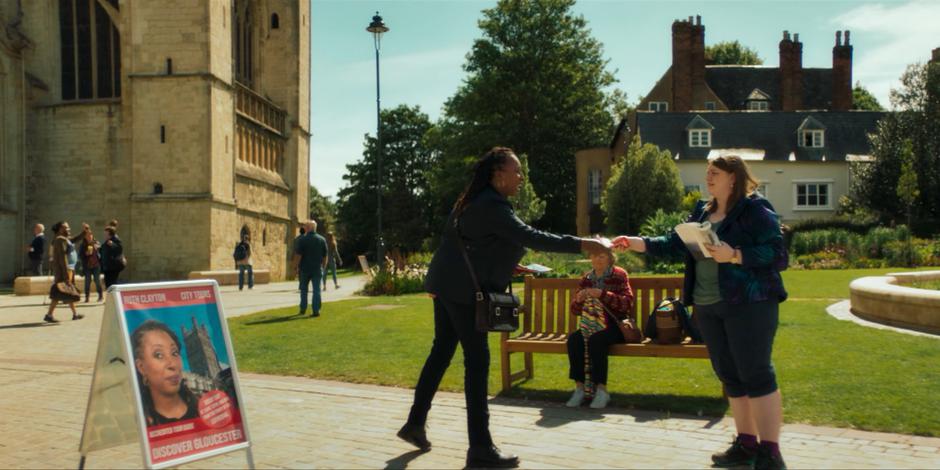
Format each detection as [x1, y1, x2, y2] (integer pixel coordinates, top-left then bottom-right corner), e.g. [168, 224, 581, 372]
[242, 313, 308, 326]
[384, 449, 426, 469]
[491, 392, 728, 428]
[0, 321, 58, 330]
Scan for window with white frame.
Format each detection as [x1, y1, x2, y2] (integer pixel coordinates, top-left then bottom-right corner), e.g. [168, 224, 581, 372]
[801, 130, 824, 148]
[747, 100, 769, 111]
[648, 101, 668, 112]
[689, 129, 711, 147]
[755, 183, 769, 197]
[588, 169, 602, 205]
[794, 182, 831, 209]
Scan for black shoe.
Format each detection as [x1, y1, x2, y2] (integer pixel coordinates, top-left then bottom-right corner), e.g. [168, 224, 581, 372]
[311, 311, 320, 317]
[396, 423, 431, 452]
[711, 436, 757, 468]
[754, 446, 786, 470]
[43, 314, 59, 323]
[466, 445, 519, 468]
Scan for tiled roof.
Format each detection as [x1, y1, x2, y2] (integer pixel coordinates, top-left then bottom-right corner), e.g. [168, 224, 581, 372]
[636, 111, 886, 162]
[704, 66, 834, 110]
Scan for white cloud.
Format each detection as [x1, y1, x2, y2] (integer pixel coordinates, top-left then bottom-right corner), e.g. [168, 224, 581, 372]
[833, 1, 940, 109]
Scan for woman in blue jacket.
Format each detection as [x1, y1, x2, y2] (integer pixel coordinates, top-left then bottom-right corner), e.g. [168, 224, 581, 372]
[397, 147, 611, 468]
[613, 156, 788, 470]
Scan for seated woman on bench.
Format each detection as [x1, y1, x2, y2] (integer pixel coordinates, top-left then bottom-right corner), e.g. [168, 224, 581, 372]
[566, 250, 637, 408]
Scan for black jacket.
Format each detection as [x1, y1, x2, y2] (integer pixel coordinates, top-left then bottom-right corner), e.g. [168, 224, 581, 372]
[425, 186, 581, 304]
[100, 236, 124, 271]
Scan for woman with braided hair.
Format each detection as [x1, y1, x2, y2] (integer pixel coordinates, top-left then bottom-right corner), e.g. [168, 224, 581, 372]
[396, 146, 612, 468]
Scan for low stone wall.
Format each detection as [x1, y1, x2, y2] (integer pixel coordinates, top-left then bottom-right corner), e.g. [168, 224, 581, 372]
[14, 275, 102, 296]
[849, 270, 940, 335]
[187, 269, 271, 286]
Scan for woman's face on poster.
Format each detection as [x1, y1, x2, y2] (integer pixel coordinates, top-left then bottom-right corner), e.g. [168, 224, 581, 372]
[135, 330, 183, 397]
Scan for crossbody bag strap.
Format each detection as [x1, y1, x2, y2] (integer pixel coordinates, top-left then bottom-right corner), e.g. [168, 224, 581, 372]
[454, 217, 485, 302]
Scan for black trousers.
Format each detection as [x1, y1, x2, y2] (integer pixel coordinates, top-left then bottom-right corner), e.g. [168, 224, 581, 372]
[695, 300, 779, 398]
[103, 270, 121, 289]
[407, 298, 492, 448]
[566, 326, 625, 385]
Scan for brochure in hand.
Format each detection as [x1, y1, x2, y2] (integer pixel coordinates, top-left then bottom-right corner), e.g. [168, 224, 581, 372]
[674, 221, 721, 260]
[515, 263, 552, 275]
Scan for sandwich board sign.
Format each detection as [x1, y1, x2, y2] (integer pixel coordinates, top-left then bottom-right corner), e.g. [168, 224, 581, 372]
[79, 280, 254, 469]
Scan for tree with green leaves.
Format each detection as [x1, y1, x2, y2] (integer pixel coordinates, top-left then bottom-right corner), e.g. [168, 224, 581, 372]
[508, 154, 546, 223]
[335, 105, 436, 257]
[852, 60, 940, 231]
[897, 139, 919, 265]
[602, 137, 684, 234]
[853, 82, 884, 110]
[308, 185, 337, 234]
[438, 0, 618, 233]
[704, 40, 763, 65]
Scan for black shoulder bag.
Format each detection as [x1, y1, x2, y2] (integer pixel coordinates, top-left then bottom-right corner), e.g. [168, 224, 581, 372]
[454, 218, 521, 333]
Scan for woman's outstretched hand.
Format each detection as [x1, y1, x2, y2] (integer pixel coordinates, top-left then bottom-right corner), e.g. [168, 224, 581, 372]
[612, 236, 645, 252]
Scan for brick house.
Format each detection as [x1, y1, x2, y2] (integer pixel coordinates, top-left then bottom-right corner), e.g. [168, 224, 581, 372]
[575, 16, 886, 234]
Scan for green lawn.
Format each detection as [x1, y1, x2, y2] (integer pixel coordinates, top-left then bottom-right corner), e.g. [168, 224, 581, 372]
[229, 268, 940, 436]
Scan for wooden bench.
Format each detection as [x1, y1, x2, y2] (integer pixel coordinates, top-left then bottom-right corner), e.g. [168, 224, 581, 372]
[499, 275, 710, 392]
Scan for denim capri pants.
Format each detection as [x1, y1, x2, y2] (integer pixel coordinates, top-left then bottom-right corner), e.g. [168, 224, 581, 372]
[695, 300, 779, 398]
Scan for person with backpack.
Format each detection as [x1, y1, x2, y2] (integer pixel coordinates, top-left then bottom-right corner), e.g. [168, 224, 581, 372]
[234, 233, 253, 291]
[612, 156, 789, 470]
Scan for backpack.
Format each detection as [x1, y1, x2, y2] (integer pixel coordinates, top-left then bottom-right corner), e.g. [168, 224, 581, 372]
[233, 242, 247, 262]
[643, 297, 703, 344]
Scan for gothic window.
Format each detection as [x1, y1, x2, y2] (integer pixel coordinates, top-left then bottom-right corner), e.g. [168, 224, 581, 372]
[59, 0, 121, 100]
[588, 169, 602, 205]
[271, 13, 279, 30]
[235, 0, 255, 87]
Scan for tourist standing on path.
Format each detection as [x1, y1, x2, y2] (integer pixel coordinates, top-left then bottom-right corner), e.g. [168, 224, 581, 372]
[612, 155, 789, 470]
[397, 147, 612, 469]
[26, 223, 45, 276]
[78, 230, 103, 302]
[322, 232, 341, 290]
[44, 221, 83, 322]
[235, 233, 254, 291]
[292, 220, 327, 317]
[100, 225, 125, 288]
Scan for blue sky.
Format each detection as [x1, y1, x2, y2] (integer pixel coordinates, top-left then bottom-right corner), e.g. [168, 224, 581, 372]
[310, 0, 940, 199]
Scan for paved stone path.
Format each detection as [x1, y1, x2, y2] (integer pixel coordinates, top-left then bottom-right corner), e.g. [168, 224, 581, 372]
[1, 283, 938, 469]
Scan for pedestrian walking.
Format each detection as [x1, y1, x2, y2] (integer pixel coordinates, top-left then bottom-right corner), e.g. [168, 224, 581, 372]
[292, 220, 327, 317]
[44, 221, 83, 322]
[397, 147, 612, 468]
[26, 223, 45, 276]
[234, 232, 254, 290]
[100, 224, 125, 288]
[322, 232, 341, 290]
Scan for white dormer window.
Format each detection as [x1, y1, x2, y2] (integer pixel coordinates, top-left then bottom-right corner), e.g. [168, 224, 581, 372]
[648, 101, 668, 112]
[747, 100, 769, 111]
[704, 101, 716, 110]
[689, 130, 711, 147]
[801, 130, 824, 148]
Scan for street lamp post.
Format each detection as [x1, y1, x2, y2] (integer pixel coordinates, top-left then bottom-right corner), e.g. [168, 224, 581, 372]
[367, 12, 389, 270]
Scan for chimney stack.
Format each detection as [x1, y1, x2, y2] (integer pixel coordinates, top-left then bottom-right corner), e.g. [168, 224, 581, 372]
[832, 30, 853, 111]
[779, 30, 804, 111]
[671, 15, 706, 112]
[931, 47, 940, 63]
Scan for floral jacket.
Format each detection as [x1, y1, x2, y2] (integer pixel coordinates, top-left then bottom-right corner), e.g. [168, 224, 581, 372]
[643, 195, 788, 306]
[569, 266, 635, 320]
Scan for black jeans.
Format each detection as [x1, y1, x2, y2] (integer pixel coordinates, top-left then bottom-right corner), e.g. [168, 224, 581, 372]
[407, 298, 492, 448]
[103, 270, 121, 289]
[566, 326, 625, 385]
[695, 300, 779, 398]
[83, 265, 102, 298]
